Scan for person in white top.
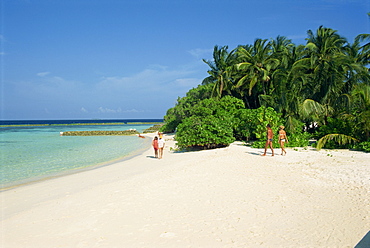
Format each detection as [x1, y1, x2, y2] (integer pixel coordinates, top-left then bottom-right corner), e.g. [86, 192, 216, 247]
[158, 136, 165, 159]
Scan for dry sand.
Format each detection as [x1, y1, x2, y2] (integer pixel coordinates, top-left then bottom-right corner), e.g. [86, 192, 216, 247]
[1, 133, 369, 248]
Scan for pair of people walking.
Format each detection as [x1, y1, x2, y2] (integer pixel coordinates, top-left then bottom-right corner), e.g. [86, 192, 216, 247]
[262, 124, 288, 156]
[152, 132, 165, 159]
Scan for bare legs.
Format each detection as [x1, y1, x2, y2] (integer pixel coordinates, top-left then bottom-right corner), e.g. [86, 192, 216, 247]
[158, 148, 164, 159]
[262, 140, 274, 156]
[280, 141, 287, 155]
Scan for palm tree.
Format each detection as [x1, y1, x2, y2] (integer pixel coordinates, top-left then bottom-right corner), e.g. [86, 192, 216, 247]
[314, 77, 370, 150]
[352, 34, 370, 66]
[234, 39, 280, 108]
[288, 26, 353, 126]
[351, 84, 370, 140]
[304, 26, 349, 105]
[299, 99, 332, 125]
[342, 34, 370, 98]
[269, 37, 305, 123]
[202, 46, 236, 98]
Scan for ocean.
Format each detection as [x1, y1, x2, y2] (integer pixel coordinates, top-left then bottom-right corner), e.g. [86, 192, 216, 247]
[0, 119, 162, 189]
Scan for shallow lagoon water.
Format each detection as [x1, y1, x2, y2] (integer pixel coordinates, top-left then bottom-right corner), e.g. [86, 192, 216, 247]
[0, 123, 154, 188]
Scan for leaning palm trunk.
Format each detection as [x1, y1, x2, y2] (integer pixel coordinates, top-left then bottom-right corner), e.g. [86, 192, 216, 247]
[316, 133, 359, 150]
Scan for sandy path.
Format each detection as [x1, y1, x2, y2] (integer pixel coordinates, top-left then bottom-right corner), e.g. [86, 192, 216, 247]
[1, 134, 369, 247]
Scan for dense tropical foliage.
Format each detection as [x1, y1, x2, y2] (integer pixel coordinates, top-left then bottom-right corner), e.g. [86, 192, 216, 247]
[161, 26, 370, 151]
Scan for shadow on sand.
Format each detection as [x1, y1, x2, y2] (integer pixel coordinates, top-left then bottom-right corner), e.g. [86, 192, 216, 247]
[146, 156, 158, 159]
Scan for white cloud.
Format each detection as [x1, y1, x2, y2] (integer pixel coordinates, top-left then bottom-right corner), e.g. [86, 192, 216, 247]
[122, 109, 143, 113]
[37, 72, 51, 77]
[5, 62, 205, 119]
[98, 107, 120, 113]
[96, 66, 198, 95]
[97, 107, 144, 114]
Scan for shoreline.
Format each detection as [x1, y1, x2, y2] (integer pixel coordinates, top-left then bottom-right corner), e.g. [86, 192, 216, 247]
[0, 134, 153, 191]
[1, 133, 369, 247]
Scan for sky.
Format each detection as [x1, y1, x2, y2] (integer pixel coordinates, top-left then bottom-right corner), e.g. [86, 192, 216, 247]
[1, 0, 369, 120]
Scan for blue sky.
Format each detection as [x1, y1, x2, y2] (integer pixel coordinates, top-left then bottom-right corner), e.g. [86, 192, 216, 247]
[1, 0, 369, 120]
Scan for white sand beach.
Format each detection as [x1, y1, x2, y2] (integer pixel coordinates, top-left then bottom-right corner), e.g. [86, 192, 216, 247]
[1, 133, 369, 247]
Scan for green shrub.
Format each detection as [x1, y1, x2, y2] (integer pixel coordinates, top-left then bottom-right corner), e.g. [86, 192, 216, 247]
[176, 115, 235, 149]
[161, 84, 214, 133]
[253, 106, 283, 140]
[353, 141, 370, 152]
[234, 108, 255, 140]
[314, 117, 354, 140]
[174, 96, 243, 149]
[252, 139, 278, 148]
[235, 106, 284, 142]
[286, 132, 311, 147]
[252, 131, 311, 148]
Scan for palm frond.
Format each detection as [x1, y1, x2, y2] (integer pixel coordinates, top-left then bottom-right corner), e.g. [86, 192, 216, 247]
[316, 133, 359, 150]
[300, 99, 326, 118]
[235, 74, 249, 88]
[249, 76, 258, 96]
[236, 62, 252, 70]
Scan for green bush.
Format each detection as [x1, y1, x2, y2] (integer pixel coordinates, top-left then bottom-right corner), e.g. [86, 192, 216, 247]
[235, 106, 284, 142]
[252, 139, 278, 149]
[234, 108, 255, 140]
[353, 141, 370, 152]
[314, 117, 354, 140]
[253, 106, 283, 140]
[176, 115, 235, 149]
[286, 132, 311, 147]
[252, 132, 311, 148]
[161, 84, 213, 133]
[174, 96, 243, 149]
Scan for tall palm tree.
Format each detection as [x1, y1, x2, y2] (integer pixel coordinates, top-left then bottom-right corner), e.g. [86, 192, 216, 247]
[342, 34, 370, 98]
[351, 84, 370, 140]
[234, 39, 280, 108]
[304, 26, 349, 105]
[202, 46, 236, 98]
[352, 34, 370, 66]
[290, 26, 351, 125]
[269, 37, 304, 121]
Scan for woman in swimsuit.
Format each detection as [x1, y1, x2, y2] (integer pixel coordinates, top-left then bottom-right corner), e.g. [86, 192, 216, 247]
[278, 126, 288, 155]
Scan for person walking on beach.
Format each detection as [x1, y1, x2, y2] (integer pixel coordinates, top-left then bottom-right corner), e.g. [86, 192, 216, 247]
[262, 124, 274, 156]
[158, 131, 163, 139]
[278, 125, 288, 155]
[152, 136, 159, 158]
[158, 136, 165, 159]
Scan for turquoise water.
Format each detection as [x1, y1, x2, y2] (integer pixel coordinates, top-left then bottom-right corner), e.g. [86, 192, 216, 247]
[0, 124, 153, 189]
